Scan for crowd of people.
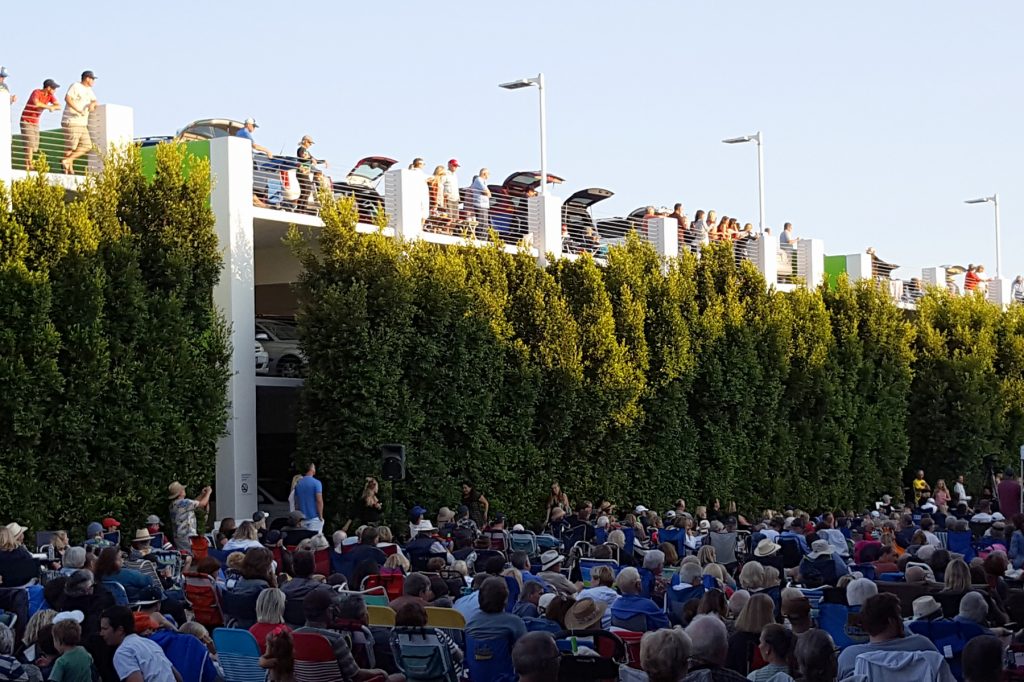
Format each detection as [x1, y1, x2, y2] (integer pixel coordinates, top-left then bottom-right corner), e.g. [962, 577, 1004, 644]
[0, 467, 1021, 680]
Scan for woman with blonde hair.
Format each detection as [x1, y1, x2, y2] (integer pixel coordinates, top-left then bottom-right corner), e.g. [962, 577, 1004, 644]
[223, 521, 262, 552]
[697, 544, 717, 567]
[360, 477, 382, 525]
[249, 588, 291, 654]
[934, 479, 951, 508]
[739, 560, 766, 591]
[287, 475, 302, 513]
[544, 482, 571, 524]
[18, 609, 55, 659]
[383, 552, 410, 575]
[943, 558, 972, 593]
[726, 592, 775, 675]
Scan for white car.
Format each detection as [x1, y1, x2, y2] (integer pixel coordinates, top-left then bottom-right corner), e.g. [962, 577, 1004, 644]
[255, 340, 270, 375]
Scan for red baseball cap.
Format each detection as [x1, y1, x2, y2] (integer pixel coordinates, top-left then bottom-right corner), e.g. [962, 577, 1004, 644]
[102, 517, 121, 529]
[448, 158, 460, 168]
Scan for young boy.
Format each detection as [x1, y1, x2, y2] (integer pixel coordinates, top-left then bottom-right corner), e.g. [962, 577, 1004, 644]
[49, 619, 95, 682]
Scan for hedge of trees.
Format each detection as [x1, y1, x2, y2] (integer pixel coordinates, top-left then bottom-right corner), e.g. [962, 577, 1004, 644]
[291, 198, 1024, 527]
[0, 148, 230, 534]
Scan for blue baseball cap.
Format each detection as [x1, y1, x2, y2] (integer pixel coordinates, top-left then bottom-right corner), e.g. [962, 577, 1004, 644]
[410, 506, 427, 519]
[86, 522, 103, 537]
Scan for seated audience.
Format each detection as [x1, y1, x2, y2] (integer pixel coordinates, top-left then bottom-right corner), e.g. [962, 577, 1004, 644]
[683, 614, 746, 681]
[610, 567, 670, 631]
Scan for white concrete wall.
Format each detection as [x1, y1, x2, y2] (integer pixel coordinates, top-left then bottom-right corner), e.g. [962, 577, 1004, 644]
[88, 104, 134, 173]
[797, 238, 825, 287]
[529, 193, 563, 267]
[210, 136, 258, 521]
[384, 168, 425, 240]
[648, 217, 678, 262]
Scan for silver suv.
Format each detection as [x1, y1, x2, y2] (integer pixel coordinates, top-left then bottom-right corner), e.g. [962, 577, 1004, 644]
[255, 318, 305, 378]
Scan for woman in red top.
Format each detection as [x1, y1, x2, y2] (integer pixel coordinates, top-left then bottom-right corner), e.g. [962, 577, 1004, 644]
[964, 264, 980, 291]
[249, 588, 292, 654]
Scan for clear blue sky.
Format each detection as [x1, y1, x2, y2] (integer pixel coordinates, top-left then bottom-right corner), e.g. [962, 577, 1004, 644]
[5, 2, 1022, 279]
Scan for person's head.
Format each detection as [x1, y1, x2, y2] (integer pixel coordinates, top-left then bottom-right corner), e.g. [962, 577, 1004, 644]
[517, 580, 544, 608]
[477, 167, 489, 181]
[448, 159, 460, 173]
[727, 589, 750, 618]
[641, 628, 692, 682]
[846, 577, 878, 607]
[983, 551, 1009, 579]
[81, 70, 96, 86]
[944, 558, 972, 592]
[795, 629, 837, 682]
[905, 565, 928, 584]
[51, 618, 82, 653]
[615, 567, 642, 596]
[93, 546, 123, 579]
[685, 614, 729, 668]
[697, 544, 717, 566]
[231, 521, 258, 542]
[404, 572, 433, 601]
[739, 560, 766, 591]
[512, 631, 560, 682]
[62, 546, 86, 570]
[962, 635, 1003, 682]
[697, 589, 728, 619]
[643, 549, 665, 574]
[255, 587, 286, 625]
[22, 610, 55, 647]
[409, 158, 424, 170]
[860, 593, 904, 640]
[241, 547, 275, 582]
[299, 135, 314, 150]
[659, 542, 680, 566]
[735, 593, 774, 634]
[394, 600, 428, 628]
[99, 605, 134, 648]
[65, 569, 95, 597]
[606, 529, 625, 549]
[479, 576, 509, 614]
[958, 591, 988, 625]
[759, 623, 794, 666]
[302, 588, 339, 625]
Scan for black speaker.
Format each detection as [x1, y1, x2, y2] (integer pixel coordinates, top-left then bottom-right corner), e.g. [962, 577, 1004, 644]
[381, 444, 406, 481]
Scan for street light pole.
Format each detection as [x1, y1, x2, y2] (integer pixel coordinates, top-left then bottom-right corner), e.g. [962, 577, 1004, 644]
[965, 194, 1002, 279]
[499, 73, 548, 194]
[723, 131, 766, 233]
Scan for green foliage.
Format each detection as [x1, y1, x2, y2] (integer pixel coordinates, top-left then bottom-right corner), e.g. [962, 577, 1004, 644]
[298, 200, 1024, 525]
[0, 144, 229, 536]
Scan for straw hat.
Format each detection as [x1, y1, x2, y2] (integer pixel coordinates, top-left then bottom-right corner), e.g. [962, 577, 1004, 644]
[132, 529, 153, 543]
[564, 598, 608, 630]
[167, 481, 185, 499]
[754, 538, 781, 558]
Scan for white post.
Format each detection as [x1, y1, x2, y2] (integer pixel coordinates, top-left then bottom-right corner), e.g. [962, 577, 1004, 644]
[994, 194, 1002, 280]
[87, 104, 134, 173]
[797, 238, 825, 287]
[987, 278, 1012, 310]
[846, 253, 873, 282]
[756, 231, 779, 285]
[922, 266, 946, 289]
[648, 217, 678, 262]
[537, 73, 547, 196]
[755, 131, 766, 233]
[384, 169, 425, 241]
[529, 193, 563, 267]
[210, 136, 258, 521]
[0, 97, 11, 190]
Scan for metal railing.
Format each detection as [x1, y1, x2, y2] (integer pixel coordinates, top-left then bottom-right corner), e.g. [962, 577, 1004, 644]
[11, 123, 96, 176]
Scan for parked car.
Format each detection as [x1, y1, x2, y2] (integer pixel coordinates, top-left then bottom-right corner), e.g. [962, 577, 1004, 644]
[257, 482, 290, 523]
[255, 318, 305, 378]
[255, 340, 270, 375]
[332, 156, 398, 223]
[488, 171, 565, 243]
[562, 187, 613, 254]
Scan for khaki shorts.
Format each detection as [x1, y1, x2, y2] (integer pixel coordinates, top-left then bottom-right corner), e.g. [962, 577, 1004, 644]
[20, 121, 40, 153]
[65, 124, 91, 153]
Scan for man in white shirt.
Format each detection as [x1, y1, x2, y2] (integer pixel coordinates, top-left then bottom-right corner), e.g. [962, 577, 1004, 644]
[443, 158, 461, 223]
[408, 157, 430, 226]
[953, 475, 971, 504]
[469, 168, 491, 237]
[100, 606, 181, 682]
[61, 70, 98, 174]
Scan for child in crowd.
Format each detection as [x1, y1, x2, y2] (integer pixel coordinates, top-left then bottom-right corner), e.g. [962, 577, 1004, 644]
[49, 619, 95, 682]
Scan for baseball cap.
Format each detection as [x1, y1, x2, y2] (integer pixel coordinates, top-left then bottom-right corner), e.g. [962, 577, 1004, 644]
[102, 517, 121, 529]
[145, 515, 162, 526]
[244, 117, 259, 128]
[0, 67, 9, 79]
[81, 70, 96, 80]
[53, 610, 84, 624]
[252, 511, 269, 523]
[86, 522, 104, 537]
[43, 79, 59, 89]
[410, 506, 428, 519]
[448, 158, 460, 168]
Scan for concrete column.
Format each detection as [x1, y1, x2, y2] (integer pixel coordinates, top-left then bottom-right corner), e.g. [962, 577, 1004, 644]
[209, 136, 258, 521]
[922, 266, 946, 289]
[648, 217, 678, 261]
[797, 238, 825, 287]
[845, 252, 873, 282]
[757, 231, 779, 285]
[528, 193, 563, 267]
[0, 97, 11, 190]
[87, 104, 134, 173]
[384, 169, 425, 240]
[987, 278, 1013, 309]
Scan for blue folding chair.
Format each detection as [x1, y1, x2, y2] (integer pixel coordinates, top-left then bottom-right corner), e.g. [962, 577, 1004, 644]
[665, 582, 706, 624]
[465, 633, 516, 682]
[945, 530, 975, 563]
[212, 627, 267, 682]
[578, 559, 619, 588]
[503, 576, 520, 613]
[391, 626, 460, 682]
[103, 581, 130, 607]
[849, 564, 877, 581]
